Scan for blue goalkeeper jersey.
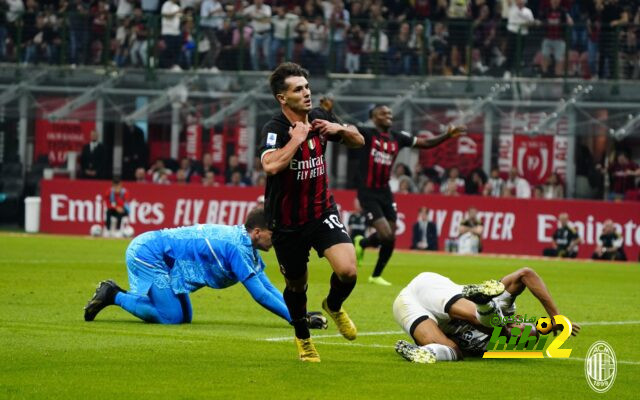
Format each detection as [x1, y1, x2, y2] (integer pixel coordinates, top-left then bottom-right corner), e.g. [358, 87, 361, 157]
[132, 224, 266, 294]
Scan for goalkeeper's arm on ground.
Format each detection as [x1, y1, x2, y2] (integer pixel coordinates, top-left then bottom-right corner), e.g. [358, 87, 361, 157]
[243, 272, 292, 322]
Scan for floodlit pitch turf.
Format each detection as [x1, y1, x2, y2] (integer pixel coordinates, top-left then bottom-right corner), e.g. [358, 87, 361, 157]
[1, 233, 638, 399]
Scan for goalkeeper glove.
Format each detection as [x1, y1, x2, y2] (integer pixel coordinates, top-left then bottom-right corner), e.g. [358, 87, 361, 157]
[306, 311, 328, 330]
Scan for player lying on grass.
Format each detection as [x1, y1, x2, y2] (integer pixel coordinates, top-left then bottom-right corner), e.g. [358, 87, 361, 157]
[84, 207, 327, 330]
[393, 267, 581, 363]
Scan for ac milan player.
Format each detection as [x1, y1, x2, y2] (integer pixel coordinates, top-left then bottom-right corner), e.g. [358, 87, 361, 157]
[259, 62, 364, 362]
[353, 105, 465, 286]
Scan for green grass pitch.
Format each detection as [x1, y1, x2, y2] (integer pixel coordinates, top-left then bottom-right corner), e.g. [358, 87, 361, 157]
[1, 233, 638, 399]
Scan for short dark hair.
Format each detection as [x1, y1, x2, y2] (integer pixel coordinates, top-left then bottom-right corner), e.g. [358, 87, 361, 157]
[269, 62, 309, 98]
[369, 104, 387, 119]
[112, 177, 121, 185]
[245, 207, 268, 230]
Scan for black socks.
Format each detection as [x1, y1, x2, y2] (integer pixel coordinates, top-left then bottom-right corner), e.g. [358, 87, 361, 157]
[283, 288, 309, 339]
[326, 272, 356, 312]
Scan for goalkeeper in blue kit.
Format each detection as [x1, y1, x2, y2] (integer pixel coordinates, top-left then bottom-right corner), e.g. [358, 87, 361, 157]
[84, 207, 327, 329]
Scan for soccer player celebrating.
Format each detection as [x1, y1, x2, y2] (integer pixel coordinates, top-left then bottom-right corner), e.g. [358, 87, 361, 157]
[392, 267, 581, 363]
[259, 62, 364, 362]
[353, 105, 465, 285]
[83, 207, 327, 330]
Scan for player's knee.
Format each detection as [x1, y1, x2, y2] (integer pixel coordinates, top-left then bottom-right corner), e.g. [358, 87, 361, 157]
[378, 231, 395, 244]
[337, 267, 357, 283]
[157, 309, 184, 324]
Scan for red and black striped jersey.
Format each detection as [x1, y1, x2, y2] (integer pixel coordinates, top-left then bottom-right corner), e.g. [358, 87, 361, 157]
[259, 108, 341, 230]
[355, 127, 416, 190]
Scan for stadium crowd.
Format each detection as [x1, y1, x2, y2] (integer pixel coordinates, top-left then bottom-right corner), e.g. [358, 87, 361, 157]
[0, 0, 639, 78]
[78, 142, 640, 202]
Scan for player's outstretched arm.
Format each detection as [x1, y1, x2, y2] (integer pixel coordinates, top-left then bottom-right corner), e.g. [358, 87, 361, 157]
[262, 122, 309, 175]
[500, 267, 580, 336]
[243, 273, 292, 322]
[414, 125, 467, 149]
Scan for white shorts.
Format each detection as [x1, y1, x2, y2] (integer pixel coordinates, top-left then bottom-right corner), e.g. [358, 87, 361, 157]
[392, 272, 463, 338]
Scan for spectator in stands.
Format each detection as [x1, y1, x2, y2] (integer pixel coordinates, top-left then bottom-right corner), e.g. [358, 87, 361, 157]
[199, 153, 215, 177]
[104, 178, 130, 237]
[301, 15, 329, 74]
[149, 159, 172, 183]
[389, 163, 412, 193]
[269, 5, 299, 69]
[175, 169, 188, 184]
[605, 151, 640, 200]
[199, 0, 223, 72]
[543, 172, 564, 199]
[202, 170, 219, 187]
[483, 167, 504, 197]
[389, 22, 414, 75]
[447, 0, 472, 75]
[428, 21, 450, 75]
[567, 0, 590, 78]
[243, 0, 272, 71]
[411, 206, 438, 251]
[142, 0, 160, 16]
[470, 0, 496, 75]
[329, 0, 350, 72]
[412, 163, 429, 192]
[23, 13, 53, 65]
[347, 198, 366, 240]
[177, 157, 197, 182]
[532, 185, 544, 199]
[409, 23, 427, 74]
[587, 0, 603, 78]
[465, 169, 487, 195]
[301, 0, 323, 21]
[592, 219, 627, 261]
[80, 130, 107, 180]
[227, 170, 247, 187]
[458, 206, 483, 254]
[505, 167, 531, 198]
[89, 1, 109, 65]
[117, 0, 134, 20]
[345, 23, 364, 74]
[421, 180, 437, 194]
[440, 167, 465, 195]
[621, 23, 639, 79]
[113, 16, 133, 67]
[130, 7, 149, 67]
[161, 0, 183, 70]
[134, 167, 149, 183]
[362, 6, 389, 73]
[398, 177, 413, 194]
[224, 154, 248, 184]
[598, 0, 629, 79]
[543, 212, 581, 258]
[539, 0, 573, 77]
[504, 0, 535, 78]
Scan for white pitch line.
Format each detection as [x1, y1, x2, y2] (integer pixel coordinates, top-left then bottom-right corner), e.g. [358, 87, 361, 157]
[576, 320, 640, 326]
[264, 330, 403, 342]
[262, 321, 640, 342]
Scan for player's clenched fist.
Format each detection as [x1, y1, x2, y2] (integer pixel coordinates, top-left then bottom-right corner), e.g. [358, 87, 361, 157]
[311, 119, 341, 136]
[289, 121, 310, 144]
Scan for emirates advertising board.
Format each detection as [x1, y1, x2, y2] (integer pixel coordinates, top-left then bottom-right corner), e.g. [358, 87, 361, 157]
[40, 180, 640, 261]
